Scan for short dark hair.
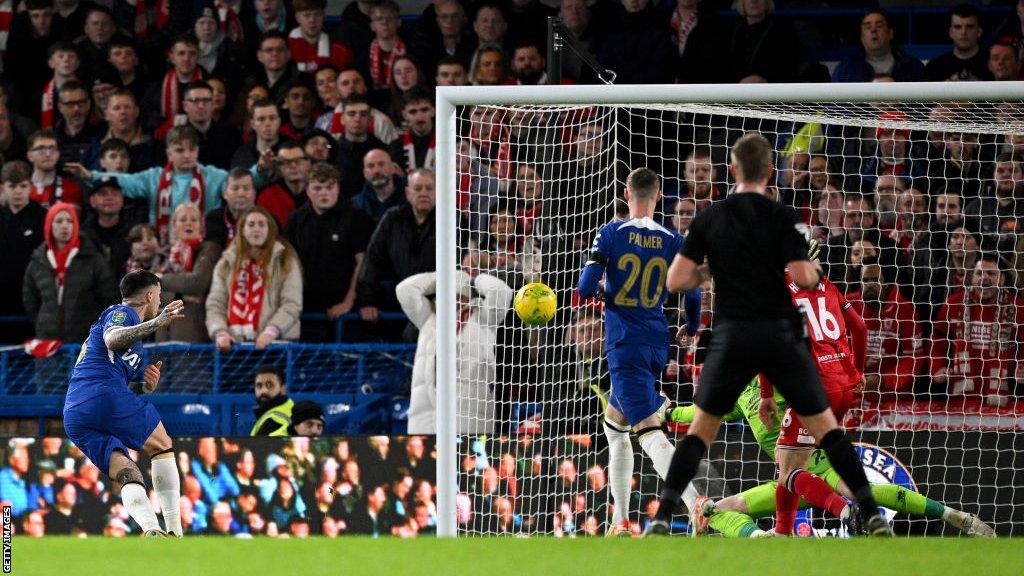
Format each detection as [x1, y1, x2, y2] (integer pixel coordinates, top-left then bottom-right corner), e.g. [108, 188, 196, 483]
[228, 166, 255, 182]
[254, 364, 285, 384]
[1, 160, 31, 184]
[26, 0, 53, 11]
[341, 93, 369, 109]
[951, 3, 980, 23]
[48, 41, 79, 58]
[184, 81, 213, 97]
[308, 162, 341, 185]
[731, 132, 773, 183]
[27, 129, 58, 149]
[626, 168, 660, 201]
[100, 138, 129, 156]
[436, 56, 466, 70]
[276, 140, 303, 154]
[250, 97, 278, 113]
[402, 86, 432, 108]
[58, 80, 88, 99]
[258, 30, 288, 49]
[120, 270, 161, 299]
[170, 33, 199, 50]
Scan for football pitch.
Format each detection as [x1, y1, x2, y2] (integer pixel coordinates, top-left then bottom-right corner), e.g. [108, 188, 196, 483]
[10, 537, 1024, 576]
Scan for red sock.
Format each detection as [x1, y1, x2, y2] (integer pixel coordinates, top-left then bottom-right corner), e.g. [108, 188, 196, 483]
[792, 470, 848, 518]
[775, 483, 799, 535]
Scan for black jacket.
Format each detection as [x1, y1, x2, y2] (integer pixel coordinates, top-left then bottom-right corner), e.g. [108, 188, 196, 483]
[356, 204, 435, 311]
[0, 202, 47, 315]
[284, 201, 373, 312]
[80, 211, 141, 277]
[195, 121, 243, 170]
[334, 134, 387, 197]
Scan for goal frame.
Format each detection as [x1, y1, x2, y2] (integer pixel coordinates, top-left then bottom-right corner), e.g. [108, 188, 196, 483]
[434, 81, 1024, 537]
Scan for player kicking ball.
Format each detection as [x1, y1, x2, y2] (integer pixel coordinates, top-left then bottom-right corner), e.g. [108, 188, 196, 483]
[63, 270, 186, 537]
[578, 168, 696, 535]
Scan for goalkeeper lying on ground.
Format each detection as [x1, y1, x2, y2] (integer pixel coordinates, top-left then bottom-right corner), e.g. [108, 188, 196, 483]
[666, 376, 995, 537]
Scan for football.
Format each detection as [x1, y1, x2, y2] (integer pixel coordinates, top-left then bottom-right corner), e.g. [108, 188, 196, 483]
[514, 282, 558, 325]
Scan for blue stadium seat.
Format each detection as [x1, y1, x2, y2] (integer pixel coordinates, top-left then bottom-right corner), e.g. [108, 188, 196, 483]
[324, 394, 391, 435]
[148, 395, 219, 436]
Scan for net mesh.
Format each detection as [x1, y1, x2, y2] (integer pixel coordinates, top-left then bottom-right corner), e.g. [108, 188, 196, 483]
[451, 98, 1024, 537]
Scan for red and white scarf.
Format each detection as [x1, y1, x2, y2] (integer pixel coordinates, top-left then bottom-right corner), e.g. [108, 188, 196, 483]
[401, 130, 435, 172]
[0, 0, 13, 61]
[161, 68, 202, 122]
[43, 203, 80, 306]
[31, 176, 64, 208]
[134, 0, 170, 39]
[216, 1, 243, 43]
[41, 79, 57, 129]
[289, 28, 330, 72]
[156, 164, 206, 246]
[168, 237, 202, 273]
[229, 258, 266, 338]
[670, 7, 698, 55]
[368, 38, 406, 90]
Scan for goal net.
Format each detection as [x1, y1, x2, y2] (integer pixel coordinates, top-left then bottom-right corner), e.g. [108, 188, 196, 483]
[435, 83, 1024, 537]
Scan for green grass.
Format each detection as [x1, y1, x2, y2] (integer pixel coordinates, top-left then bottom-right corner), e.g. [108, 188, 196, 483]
[10, 536, 1024, 576]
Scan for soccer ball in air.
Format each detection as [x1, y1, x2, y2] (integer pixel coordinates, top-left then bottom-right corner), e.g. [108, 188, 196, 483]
[514, 282, 557, 325]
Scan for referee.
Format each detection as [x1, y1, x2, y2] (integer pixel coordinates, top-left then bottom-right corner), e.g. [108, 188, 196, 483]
[645, 133, 891, 536]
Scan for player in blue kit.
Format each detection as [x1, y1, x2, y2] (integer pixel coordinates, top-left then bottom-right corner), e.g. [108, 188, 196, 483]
[578, 168, 700, 534]
[62, 270, 186, 537]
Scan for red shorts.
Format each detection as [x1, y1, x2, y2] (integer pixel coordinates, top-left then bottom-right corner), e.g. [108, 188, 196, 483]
[777, 386, 855, 449]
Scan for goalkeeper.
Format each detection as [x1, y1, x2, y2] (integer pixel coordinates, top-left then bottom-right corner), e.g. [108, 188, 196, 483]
[666, 375, 995, 537]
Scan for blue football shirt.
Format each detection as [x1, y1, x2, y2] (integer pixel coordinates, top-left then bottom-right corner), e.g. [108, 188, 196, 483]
[64, 305, 145, 409]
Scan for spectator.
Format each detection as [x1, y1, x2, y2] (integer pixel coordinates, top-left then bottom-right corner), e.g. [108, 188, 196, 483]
[819, 194, 903, 293]
[143, 34, 204, 138]
[285, 162, 371, 333]
[847, 262, 924, 400]
[670, 197, 696, 235]
[286, 400, 325, 436]
[673, 0, 725, 84]
[248, 31, 301, 104]
[81, 90, 160, 171]
[44, 479, 85, 535]
[386, 55, 427, 123]
[158, 203, 223, 342]
[241, 0, 291, 48]
[357, 170, 436, 324]
[123, 223, 166, 273]
[833, 11, 925, 83]
[180, 81, 242, 170]
[206, 167, 257, 248]
[916, 222, 977, 324]
[68, 126, 229, 246]
[22, 510, 46, 537]
[364, 0, 407, 94]
[81, 175, 139, 279]
[346, 484, 392, 536]
[810, 185, 844, 243]
[890, 186, 929, 253]
[53, 80, 102, 165]
[250, 364, 293, 436]
[597, 0, 675, 84]
[389, 87, 435, 174]
[0, 444, 30, 519]
[862, 112, 922, 191]
[0, 161, 47, 318]
[726, 0, 799, 83]
[204, 500, 242, 536]
[74, 6, 117, 74]
[314, 66, 341, 110]
[194, 7, 246, 89]
[106, 36, 145, 105]
[4, 0, 59, 120]
[454, 138, 498, 235]
[964, 152, 1023, 243]
[268, 474, 305, 531]
[473, 4, 508, 49]
[0, 102, 31, 163]
[53, 0, 98, 42]
[435, 56, 468, 86]
[410, 0, 475, 78]
[398, 267, 513, 434]
[206, 206, 302, 351]
[235, 449, 258, 488]
[468, 44, 510, 86]
[27, 129, 83, 209]
[510, 41, 547, 85]
[182, 474, 209, 533]
[192, 438, 241, 506]
[925, 4, 991, 82]
[873, 174, 907, 232]
[557, 0, 604, 83]
[287, 0, 352, 74]
[40, 41, 81, 130]
[304, 129, 337, 164]
[231, 98, 283, 169]
[332, 94, 387, 196]
[23, 202, 118, 342]
[353, 148, 407, 223]
[255, 141, 310, 228]
[931, 254, 1024, 407]
[280, 80, 317, 138]
[682, 146, 723, 212]
[314, 68, 399, 144]
[988, 43, 1021, 81]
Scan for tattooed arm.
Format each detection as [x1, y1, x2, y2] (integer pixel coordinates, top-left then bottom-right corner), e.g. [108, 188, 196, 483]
[103, 300, 185, 350]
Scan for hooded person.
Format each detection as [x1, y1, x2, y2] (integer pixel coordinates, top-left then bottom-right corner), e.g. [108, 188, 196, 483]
[286, 400, 324, 436]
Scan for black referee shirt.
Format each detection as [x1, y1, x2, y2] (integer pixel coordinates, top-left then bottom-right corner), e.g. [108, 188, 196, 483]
[680, 191, 810, 320]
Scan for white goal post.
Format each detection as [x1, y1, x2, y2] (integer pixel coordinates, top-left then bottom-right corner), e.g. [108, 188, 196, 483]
[435, 82, 1024, 537]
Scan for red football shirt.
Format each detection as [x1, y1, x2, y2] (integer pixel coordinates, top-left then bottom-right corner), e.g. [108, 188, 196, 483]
[786, 273, 859, 392]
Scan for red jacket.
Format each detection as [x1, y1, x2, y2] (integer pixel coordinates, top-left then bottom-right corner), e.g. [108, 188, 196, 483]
[931, 288, 1024, 402]
[256, 183, 305, 230]
[847, 285, 924, 394]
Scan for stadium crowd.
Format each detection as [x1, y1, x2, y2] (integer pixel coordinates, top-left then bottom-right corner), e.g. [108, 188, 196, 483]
[0, 0, 1022, 536]
[0, 435, 438, 537]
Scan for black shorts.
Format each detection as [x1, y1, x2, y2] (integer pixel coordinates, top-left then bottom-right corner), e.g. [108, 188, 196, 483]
[694, 317, 831, 417]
